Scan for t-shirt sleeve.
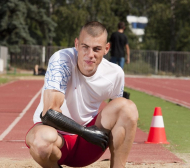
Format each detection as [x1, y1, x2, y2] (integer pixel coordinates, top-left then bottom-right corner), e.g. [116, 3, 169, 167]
[110, 68, 125, 99]
[44, 51, 72, 94]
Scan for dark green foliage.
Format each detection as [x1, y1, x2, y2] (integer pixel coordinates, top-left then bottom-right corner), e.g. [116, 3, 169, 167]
[51, 0, 88, 47]
[1, 0, 190, 53]
[0, 0, 56, 53]
[0, 0, 139, 50]
[51, 0, 137, 47]
[136, 0, 190, 51]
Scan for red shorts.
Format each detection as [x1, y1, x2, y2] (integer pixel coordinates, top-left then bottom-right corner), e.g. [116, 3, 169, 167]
[26, 115, 106, 167]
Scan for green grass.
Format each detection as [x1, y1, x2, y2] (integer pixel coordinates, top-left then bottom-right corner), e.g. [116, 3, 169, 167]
[0, 73, 33, 85]
[6, 73, 33, 77]
[0, 77, 11, 85]
[125, 87, 190, 153]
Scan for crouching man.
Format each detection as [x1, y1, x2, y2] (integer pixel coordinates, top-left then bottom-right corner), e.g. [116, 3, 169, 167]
[26, 21, 138, 168]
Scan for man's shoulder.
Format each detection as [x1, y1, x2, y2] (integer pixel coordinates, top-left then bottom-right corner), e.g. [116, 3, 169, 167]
[49, 47, 77, 63]
[111, 31, 117, 34]
[111, 31, 127, 39]
[54, 47, 77, 57]
[101, 59, 124, 76]
[111, 31, 118, 36]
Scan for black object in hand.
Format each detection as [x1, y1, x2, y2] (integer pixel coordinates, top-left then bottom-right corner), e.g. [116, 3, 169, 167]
[82, 125, 109, 151]
[40, 109, 109, 151]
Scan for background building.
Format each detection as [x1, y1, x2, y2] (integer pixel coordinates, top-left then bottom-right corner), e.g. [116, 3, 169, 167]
[127, 15, 148, 42]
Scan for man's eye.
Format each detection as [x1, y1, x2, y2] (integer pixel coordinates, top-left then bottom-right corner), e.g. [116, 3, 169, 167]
[94, 48, 101, 51]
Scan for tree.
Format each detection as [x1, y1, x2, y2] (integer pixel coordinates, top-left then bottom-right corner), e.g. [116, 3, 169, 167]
[134, 0, 190, 51]
[0, 0, 56, 53]
[51, 0, 88, 47]
[51, 0, 139, 49]
[0, 0, 34, 53]
[26, 0, 56, 46]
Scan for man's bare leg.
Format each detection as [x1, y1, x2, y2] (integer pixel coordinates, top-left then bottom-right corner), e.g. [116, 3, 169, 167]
[26, 123, 64, 168]
[35, 65, 39, 75]
[95, 97, 138, 168]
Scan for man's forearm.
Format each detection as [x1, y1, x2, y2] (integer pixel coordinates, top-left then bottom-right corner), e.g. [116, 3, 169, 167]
[125, 44, 130, 63]
[126, 51, 130, 59]
[126, 46, 130, 59]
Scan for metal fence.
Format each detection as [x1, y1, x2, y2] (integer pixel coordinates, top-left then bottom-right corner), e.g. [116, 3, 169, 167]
[124, 50, 158, 75]
[159, 51, 190, 76]
[10, 45, 44, 70]
[8, 45, 190, 77]
[123, 50, 190, 76]
[46, 46, 65, 65]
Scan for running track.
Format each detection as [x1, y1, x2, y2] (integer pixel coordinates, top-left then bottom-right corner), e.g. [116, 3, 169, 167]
[125, 76, 190, 109]
[0, 78, 184, 164]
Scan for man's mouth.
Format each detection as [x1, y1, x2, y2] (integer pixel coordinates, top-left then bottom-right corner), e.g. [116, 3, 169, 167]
[84, 60, 94, 65]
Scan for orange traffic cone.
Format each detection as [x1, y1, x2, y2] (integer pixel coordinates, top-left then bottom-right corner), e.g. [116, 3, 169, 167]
[145, 107, 169, 144]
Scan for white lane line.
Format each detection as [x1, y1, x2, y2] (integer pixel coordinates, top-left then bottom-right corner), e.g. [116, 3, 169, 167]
[129, 78, 190, 94]
[0, 87, 42, 141]
[6, 140, 25, 142]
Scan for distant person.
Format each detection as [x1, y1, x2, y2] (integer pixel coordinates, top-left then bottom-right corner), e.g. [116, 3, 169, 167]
[110, 22, 130, 69]
[110, 22, 131, 99]
[33, 64, 46, 76]
[26, 21, 138, 168]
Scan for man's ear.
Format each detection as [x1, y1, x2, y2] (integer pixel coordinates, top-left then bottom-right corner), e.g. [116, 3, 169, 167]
[75, 38, 79, 50]
[104, 42, 110, 55]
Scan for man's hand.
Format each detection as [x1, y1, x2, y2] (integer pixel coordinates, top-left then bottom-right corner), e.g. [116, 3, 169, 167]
[125, 57, 130, 64]
[82, 125, 109, 151]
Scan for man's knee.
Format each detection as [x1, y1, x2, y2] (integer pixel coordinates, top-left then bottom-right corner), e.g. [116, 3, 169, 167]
[32, 138, 51, 160]
[116, 98, 138, 125]
[27, 126, 60, 159]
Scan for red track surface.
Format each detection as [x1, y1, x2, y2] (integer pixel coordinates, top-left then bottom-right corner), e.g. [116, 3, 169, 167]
[0, 80, 44, 158]
[0, 79, 183, 164]
[125, 76, 190, 109]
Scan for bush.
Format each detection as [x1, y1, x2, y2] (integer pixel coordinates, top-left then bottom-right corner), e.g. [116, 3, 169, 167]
[124, 60, 154, 75]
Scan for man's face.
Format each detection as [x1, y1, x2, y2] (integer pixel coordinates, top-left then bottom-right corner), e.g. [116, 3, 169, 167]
[75, 29, 110, 77]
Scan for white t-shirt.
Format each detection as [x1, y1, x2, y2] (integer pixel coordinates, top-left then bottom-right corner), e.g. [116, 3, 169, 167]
[33, 47, 124, 127]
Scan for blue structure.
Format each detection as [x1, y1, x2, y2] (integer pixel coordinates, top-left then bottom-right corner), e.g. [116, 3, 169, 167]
[127, 15, 148, 41]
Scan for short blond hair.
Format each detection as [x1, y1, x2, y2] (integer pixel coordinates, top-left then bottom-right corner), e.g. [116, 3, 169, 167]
[79, 21, 108, 40]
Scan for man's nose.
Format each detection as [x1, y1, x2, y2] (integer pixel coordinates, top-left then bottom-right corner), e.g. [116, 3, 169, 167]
[87, 48, 94, 58]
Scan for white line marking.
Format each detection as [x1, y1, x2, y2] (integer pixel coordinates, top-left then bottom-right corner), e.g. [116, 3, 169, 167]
[0, 87, 42, 141]
[22, 147, 28, 149]
[125, 85, 190, 109]
[6, 140, 25, 142]
[129, 78, 190, 94]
